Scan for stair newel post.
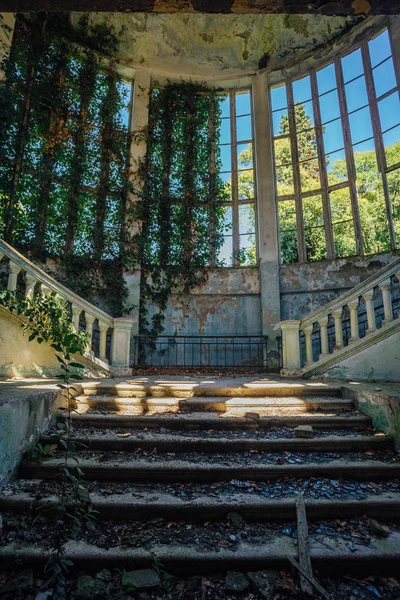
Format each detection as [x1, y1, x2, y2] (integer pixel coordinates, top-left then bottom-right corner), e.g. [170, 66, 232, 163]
[379, 279, 393, 325]
[85, 312, 95, 356]
[98, 321, 109, 363]
[363, 289, 376, 334]
[302, 324, 314, 366]
[71, 305, 81, 332]
[7, 261, 21, 292]
[318, 316, 329, 359]
[111, 317, 134, 368]
[348, 299, 360, 343]
[332, 308, 343, 350]
[24, 272, 37, 299]
[280, 321, 301, 371]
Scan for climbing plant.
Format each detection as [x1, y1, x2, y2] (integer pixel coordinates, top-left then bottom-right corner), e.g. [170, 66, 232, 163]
[130, 81, 229, 352]
[0, 13, 132, 315]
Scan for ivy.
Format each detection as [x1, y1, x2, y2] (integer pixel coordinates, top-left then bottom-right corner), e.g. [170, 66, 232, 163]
[130, 81, 229, 357]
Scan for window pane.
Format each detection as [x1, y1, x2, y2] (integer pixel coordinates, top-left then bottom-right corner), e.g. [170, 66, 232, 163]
[274, 137, 292, 166]
[238, 170, 254, 200]
[276, 165, 294, 196]
[342, 48, 364, 83]
[323, 119, 344, 154]
[369, 29, 392, 68]
[319, 89, 340, 124]
[293, 76, 312, 104]
[295, 101, 314, 130]
[387, 169, 400, 245]
[219, 144, 231, 172]
[273, 108, 288, 137]
[330, 188, 356, 257]
[222, 206, 233, 235]
[219, 95, 230, 118]
[236, 90, 251, 116]
[298, 129, 318, 161]
[279, 200, 298, 263]
[239, 204, 255, 234]
[378, 92, 400, 132]
[271, 84, 287, 111]
[345, 76, 368, 112]
[373, 58, 397, 98]
[221, 172, 232, 200]
[349, 106, 373, 144]
[300, 159, 320, 191]
[326, 148, 348, 183]
[383, 125, 400, 167]
[218, 236, 233, 266]
[240, 234, 256, 265]
[236, 115, 252, 141]
[237, 143, 253, 169]
[317, 63, 337, 95]
[303, 195, 326, 262]
[219, 118, 231, 144]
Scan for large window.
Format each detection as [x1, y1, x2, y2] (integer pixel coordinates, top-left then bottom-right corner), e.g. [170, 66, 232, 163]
[271, 27, 400, 264]
[217, 89, 257, 266]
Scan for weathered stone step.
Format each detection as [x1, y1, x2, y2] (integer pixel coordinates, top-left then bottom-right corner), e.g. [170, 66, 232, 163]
[1, 537, 400, 575]
[67, 412, 372, 430]
[3, 490, 400, 522]
[73, 395, 352, 415]
[80, 381, 342, 399]
[40, 433, 391, 454]
[19, 457, 400, 482]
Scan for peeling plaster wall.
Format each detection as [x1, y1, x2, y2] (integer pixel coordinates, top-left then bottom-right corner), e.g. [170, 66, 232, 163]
[146, 268, 261, 337]
[280, 250, 400, 321]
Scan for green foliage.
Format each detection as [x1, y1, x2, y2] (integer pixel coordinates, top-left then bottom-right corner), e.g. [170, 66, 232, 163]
[0, 13, 131, 315]
[131, 82, 228, 350]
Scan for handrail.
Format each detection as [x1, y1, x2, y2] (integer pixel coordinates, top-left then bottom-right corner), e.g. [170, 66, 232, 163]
[0, 239, 134, 368]
[280, 256, 400, 372]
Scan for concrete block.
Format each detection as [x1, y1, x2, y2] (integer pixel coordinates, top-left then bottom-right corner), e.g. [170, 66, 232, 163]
[294, 425, 314, 438]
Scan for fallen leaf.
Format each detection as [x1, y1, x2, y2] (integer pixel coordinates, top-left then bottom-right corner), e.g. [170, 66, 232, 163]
[352, 0, 371, 14]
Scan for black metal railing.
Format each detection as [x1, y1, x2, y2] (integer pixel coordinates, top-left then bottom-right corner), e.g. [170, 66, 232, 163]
[132, 335, 269, 371]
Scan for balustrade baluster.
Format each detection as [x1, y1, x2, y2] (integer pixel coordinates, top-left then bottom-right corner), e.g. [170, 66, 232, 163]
[379, 279, 393, 325]
[302, 325, 314, 365]
[363, 290, 376, 333]
[24, 273, 37, 299]
[99, 321, 109, 362]
[7, 261, 21, 292]
[71, 305, 81, 332]
[332, 308, 343, 350]
[85, 313, 95, 354]
[318, 316, 329, 359]
[41, 283, 51, 296]
[348, 299, 360, 342]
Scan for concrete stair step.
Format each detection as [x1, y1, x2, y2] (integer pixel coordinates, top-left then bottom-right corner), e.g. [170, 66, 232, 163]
[73, 395, 353, 415]
[67, 412, 372, 430]
[1, 537, 400, 574]
[2, 490, 400, 522]
[19, 457, 400, 482]
[40, 433, 391, 454]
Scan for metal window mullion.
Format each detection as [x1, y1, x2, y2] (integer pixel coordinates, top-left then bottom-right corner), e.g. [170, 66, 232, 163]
[286, 80, 306, 263]
[249, 86, 258, 263]
[230, 90, 239, 267]
[335, 57, 365, 256]
[208, 93, 217, 266]
[310, 69, 335, 260]
[361, 39, 397, 250]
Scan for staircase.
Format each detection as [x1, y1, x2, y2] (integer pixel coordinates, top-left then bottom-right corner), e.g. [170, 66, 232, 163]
[1, 377, 400, 596]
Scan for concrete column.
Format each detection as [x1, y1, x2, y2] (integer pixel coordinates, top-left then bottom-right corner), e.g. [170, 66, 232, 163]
[7, 261, 20, 291]
[380, 279, 393, 325]
[24, 272, 37, 299]
[98, 321, 109, 362]
[0, 14, 15, 82]
[348, 299, 360, 342]
[71, 305, 81, 332]
[112, 317, 134, 368]
[332, 308, 343, 350]
[123, 69, 151, 346]
[302, 325, 313, 366]
[252, 72, 281, 371]
[318, 316, 329, 359]
[363, 290, 376, 333]
[280, 320, 301, 371]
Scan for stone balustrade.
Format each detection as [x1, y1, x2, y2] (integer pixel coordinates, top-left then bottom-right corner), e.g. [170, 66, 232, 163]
[0, 239, 133, 369]
[280, 257, 400, 373]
